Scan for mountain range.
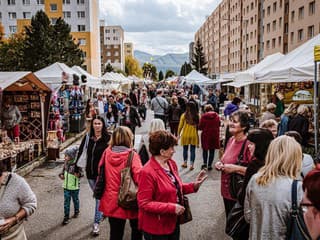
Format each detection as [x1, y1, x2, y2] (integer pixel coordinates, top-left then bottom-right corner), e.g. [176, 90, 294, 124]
[134, 50, 189, 75]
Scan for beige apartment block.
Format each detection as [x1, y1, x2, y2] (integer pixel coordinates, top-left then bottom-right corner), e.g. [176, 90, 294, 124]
[124, 42, 133, 57]
[194, 0, 320, 77]
[288, 0, 319, 51]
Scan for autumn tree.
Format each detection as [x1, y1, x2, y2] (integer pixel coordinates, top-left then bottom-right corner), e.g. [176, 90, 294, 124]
[125, 55, 143, 77]
[142, 62, 157, 80]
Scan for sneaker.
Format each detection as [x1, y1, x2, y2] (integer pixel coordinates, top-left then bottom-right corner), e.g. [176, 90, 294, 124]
[201, 164, 207, 170]
[181, 162, 187, 168]
[92, 223, 100, 236]
[189, 165, 194, 171]
[62, 217, 70, 225]
[207, 166, 213, 171]
[73, 212, 80, 218]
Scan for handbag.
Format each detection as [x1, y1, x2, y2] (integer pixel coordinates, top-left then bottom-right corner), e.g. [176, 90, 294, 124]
[118, 151, 138, 209]
[229, 139, 247, 199]
[178, 195, 193, 224]
[76, 133, 89, 168]
[93, 158, 106, 200]
[138, 143, 150, 165]
[225, 201, 249, 238]
[286, 180, 311, 240]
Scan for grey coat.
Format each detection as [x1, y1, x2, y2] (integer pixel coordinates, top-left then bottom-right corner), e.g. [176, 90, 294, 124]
[2, 105, 22, 129]
[244, 174, 303, 240]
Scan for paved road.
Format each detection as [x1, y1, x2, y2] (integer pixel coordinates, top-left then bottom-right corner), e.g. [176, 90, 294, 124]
[24, 110, 230, 240]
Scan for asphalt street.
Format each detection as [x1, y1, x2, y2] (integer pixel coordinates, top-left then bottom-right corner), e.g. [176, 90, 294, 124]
[24, 110, 230, 240]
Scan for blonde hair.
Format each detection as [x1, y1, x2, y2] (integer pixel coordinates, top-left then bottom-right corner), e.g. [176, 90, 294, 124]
[256, 135, 302, 186]
[284, 102, 299, 116]
[109, 126, 133, 148]
[149, 119, 165, 134]
[297, 104, 309, 117]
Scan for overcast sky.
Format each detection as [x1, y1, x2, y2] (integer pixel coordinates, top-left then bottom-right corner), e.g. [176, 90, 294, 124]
[99, 0, 222, 56]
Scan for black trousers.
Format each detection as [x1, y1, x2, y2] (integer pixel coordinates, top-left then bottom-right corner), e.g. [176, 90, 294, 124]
[143, 223, 180, 240]
[108, 217, 142, 240]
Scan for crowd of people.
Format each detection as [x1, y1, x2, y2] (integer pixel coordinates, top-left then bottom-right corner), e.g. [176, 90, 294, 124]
[1, 83, 320, 240]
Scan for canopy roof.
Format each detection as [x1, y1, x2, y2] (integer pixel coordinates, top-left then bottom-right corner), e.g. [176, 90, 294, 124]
[72, 66, 101, 88]
[255, 34, 320, 83]
[184, 70, 216, 84]
[35, 62, 80, 91]
[0, 72, 51, 92]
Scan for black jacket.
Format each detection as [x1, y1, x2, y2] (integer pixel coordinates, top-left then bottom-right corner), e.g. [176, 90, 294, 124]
[76, 133, 110, 180]
[122, 106, 141, 128]
[288, 114, 309, 146]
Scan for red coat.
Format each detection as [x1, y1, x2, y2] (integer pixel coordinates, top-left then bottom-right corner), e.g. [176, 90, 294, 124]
[137, 157, 196, 235]
[98, 147, 142, 219]
[199, 111, 220, 150]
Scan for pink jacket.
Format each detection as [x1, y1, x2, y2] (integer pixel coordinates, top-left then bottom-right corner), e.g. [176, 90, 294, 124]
[98, 147, 142, 219]
[137, 157, 196, 235]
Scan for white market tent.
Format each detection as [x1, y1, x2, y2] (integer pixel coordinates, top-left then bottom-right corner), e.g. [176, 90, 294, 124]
[224, 52, 284, 87]
[256, 34, 320, 83]
[184, 70, 217, 84]
[35, 62, 80, 91]
[71, 66, 101, 88]
[101, 72, 120, 83]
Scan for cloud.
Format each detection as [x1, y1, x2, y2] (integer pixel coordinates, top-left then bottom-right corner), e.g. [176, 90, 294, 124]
[99, 0, 222, 54]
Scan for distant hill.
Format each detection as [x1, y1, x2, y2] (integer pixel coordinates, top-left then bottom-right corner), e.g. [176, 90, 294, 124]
[134, 50, 189, 75]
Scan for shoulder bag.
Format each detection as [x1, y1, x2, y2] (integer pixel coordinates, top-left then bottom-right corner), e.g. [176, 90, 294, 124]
[118, 151, 138, 209]
[179, 195, 193, 224]
[138, 144, 149, 166]
[225, 201, 249, 238]
[76, 133, 89, 168]
[229, 139, 247, 199]
[286, 180, 311, 240]
[93, 157, 106, 200]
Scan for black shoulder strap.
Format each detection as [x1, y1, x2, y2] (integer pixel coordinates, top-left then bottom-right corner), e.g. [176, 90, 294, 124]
[237, 139, 247, 164]
[291, 180, 298, 213]
[155, 97, 166, 110]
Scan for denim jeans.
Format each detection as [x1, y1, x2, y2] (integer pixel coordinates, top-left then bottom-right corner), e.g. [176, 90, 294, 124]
[202, 149, 215, 167]
[183, 145, 196, 164]
[88, 179, 103, 224]
[64, 189, 80, 218]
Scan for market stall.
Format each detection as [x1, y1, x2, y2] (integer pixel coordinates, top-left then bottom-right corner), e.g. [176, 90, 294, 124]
[0, 72, 51, 170]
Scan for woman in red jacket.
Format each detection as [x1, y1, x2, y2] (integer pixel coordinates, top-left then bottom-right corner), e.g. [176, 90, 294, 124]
[137, 130, 207, 240]
[199, 104, 220, 170]
[98, 126, 143, 240]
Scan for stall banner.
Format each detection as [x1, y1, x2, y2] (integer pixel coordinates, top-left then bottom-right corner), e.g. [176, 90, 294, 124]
[275, 82, 314, 104]
[314, 46, 320, 62]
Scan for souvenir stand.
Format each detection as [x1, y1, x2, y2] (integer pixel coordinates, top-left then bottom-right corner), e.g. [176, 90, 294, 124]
[35, 63, 85, 160]
[0, 72, 51, 171]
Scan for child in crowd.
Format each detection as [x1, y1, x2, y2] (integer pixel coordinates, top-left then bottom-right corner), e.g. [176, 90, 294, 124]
[59, 146, 81, 225]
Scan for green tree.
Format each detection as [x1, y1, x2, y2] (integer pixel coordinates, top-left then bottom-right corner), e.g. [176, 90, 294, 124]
[142, 62, 157, 80]
[179, 62, 192, 76]
[105, 62, 114, 73]
[0, 33, 25, 71]
[125, 55, 143, 77]
[191, 39, 208, 75]
[158, 70, 164, 81]
[165, 69, 175, 79]
[21, 10, 83, 71]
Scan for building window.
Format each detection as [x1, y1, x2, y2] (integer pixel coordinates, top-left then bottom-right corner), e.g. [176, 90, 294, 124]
[51, 18, 57, 25]
[298, 7, 304, 19]
[267, 6, 271, 15]
[50, 4, 57, 12]
[279, 17, 282, 27]
[77, 0, 85, 4]
[106, 51, 111, 56]
[113, 29, 116, 33]
[7, 0, 15, 5]
[106, 29, 110, 33]
[279, 0, 282, 8]
[106, 37, 110, 40]
[273, 20, 276, 31]
[77, 11, 85, 18]
[37, 0, 44, 4]
[309, 1, 315, 15]
[114, 45, 119, 49]
[63, 0, 70, 4]
[266, 40, 270, 49]
[8, 12, 17, 19]
[63, 11, 71, 18]
[113, 37, 118, 41]
[273, 2, 277, 12]
[77, 25, 86, 32]
[115, 51, 119, 56]
[298, 29, 304, 41]
[291, 11, 295, 22]
[251, 2, 254, 10]
[284, 23, 288, 34]
[290, 32, 294, 43]
[0, 13, 2, 19]
[308, 25, 314, 38]
[106, 45, 111, 49]
[9, 25, 16, 33]
[23, 0, 30, 5]
[272, 38, 276, 48]
[82, 51, 86, 58]
[78, 38, 86, 45]
[23, 12, 31, 19]
[278, 36, 281, 46]
[267, 23, 270, 33]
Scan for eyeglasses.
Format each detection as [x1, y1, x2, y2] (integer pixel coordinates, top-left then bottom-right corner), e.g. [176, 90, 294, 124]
[300, 203, 314, 213]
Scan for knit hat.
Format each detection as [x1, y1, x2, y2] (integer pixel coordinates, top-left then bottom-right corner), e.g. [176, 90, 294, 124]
[64, 146, 78, 160]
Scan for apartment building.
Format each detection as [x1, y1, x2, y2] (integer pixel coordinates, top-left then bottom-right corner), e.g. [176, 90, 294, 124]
[100, 23, 125, 72]
[189, 41, 194, 63]
[124, 42, 133, 57]
[194, 0, 320, 76]
[0, 0, 101, 76]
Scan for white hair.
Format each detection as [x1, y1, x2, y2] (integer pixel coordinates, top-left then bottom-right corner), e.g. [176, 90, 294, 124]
[149, 119, 165, 134]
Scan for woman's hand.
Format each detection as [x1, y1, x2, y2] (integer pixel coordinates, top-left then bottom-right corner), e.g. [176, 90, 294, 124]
[175, 204, 185, 215]
[215, 161, 224, 171]
[0, 217, 16, 234]
[194, 170, 208, 191]
[221, 163, 238, 174]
